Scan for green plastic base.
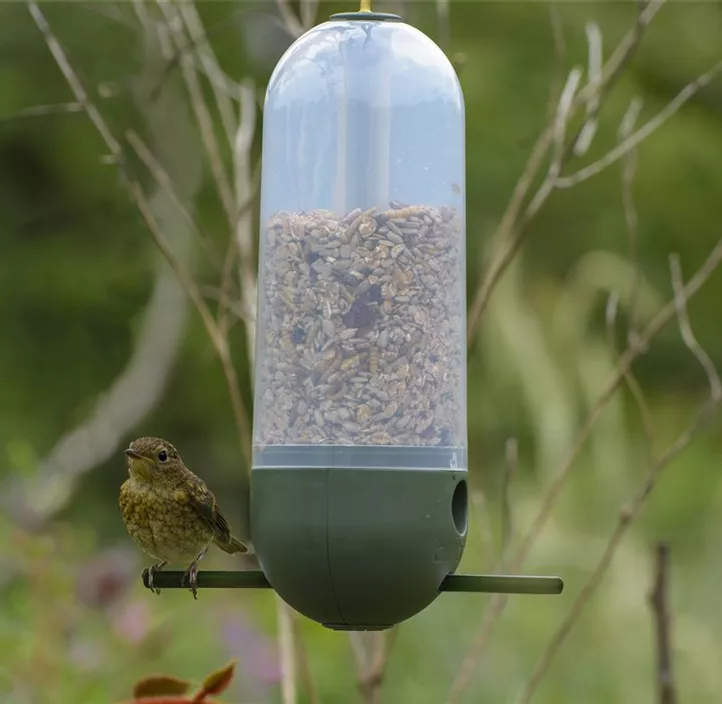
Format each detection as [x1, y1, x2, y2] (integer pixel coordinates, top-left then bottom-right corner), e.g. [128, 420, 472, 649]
[250, 467, 468, 630]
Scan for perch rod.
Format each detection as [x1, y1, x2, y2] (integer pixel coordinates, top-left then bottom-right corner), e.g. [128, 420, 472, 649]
[142, 570, 564, 595]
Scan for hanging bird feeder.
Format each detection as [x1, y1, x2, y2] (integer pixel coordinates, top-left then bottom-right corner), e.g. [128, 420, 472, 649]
[144, 2, 563, 630]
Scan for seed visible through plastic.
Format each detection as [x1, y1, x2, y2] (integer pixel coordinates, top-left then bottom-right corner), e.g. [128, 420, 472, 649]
[255, 203, 464, 448]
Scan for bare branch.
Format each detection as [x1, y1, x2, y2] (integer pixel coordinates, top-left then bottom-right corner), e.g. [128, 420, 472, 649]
[25, 0, 252, 469]
[350, 630, 398, 704]
[291, 614, 320, 704]
[4, 2, 210, 526]
[605, 293, 656, 462]
[232, 79, 260, 367]
[619, 96, 645, 342]
[515, 397, 717, 704]
[465, 123, 553, 346]
[513, 249, 722, 704]
[275, 0, 305, 39]
[449, 232, 722, 703]
[435, 0, 451, 53]
[125, 128, 222, 271]
[669, 254, 722, 404]
[574, 0, 665, 108]
[178, 1, 238, 145]
[466, 67, 580, 345]
[300, 0, 320, 30]
[545, 1, 566, 123]
[574, 22, 602, 156]
[0, 101, 83, 123]
[277, 600, 298, 704]
[156, 0, 236, 227]
[500, 437, 518, 563]
[649, 543, 678, 704]
[28, 2, 122, 158]
[557, 60, 722, 188]
[466, 0, 665, 345]
[471, 488, 496, 570]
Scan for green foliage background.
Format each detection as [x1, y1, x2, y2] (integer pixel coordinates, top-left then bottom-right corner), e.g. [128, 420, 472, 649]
[1, 1, 722, 702]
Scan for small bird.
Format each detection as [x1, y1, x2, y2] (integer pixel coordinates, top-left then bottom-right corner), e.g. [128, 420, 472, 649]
[119, 436, 249, 599]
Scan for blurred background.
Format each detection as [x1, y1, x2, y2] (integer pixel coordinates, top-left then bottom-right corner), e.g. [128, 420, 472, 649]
[1, 1, 722, 702]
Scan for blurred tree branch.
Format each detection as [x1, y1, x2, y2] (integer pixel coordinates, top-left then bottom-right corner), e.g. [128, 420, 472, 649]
[466, 0, 666, 345]
[20, 3, 312, 703]
[608, 95, 656, 462]
[451, 4, 722, 697]
[513, 254, 721, 704]
[649, 542, 677, 704]
[451, 229, 722, 704]
[349, 629, 398, 704]
[1, 2, 207, 528]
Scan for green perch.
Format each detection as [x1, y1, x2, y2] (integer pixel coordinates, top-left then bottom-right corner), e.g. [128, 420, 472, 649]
[142, 569, 564, 595]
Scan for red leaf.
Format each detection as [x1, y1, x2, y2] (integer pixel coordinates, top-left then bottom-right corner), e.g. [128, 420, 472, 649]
[133, 675, 191, 698]
[123, 697, 194, 704]
[193, 661, 236, 701]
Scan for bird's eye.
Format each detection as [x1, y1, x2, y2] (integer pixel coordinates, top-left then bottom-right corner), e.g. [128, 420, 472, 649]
[158, 450, 168, 463]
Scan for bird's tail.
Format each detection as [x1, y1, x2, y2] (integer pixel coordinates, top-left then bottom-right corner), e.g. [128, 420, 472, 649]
[214, 534, 253, 555]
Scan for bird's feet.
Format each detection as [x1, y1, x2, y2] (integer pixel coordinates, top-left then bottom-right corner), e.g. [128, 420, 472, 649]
[144, 560, 167, 595]
[181, 548, 207, 600]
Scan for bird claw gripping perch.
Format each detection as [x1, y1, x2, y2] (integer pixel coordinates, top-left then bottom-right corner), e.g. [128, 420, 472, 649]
[144, 561, 167, 595]
[180, 548, 208, 600]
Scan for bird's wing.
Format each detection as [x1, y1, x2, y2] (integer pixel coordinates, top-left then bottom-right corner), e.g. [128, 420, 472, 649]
[180, 472, 232, 543]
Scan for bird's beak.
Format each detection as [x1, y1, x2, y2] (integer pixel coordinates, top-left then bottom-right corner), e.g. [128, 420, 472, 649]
[124, 448, 153, 479]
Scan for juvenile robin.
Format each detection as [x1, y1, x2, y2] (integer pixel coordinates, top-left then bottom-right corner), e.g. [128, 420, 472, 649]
[119, 436, 249, 598]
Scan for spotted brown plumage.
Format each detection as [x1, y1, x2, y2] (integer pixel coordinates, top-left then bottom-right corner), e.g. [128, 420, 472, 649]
[119, 436, 248, 598]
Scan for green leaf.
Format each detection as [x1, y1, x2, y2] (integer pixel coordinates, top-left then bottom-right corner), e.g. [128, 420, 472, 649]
[132, 675, 191, 698]
[194, 661, 236, 700]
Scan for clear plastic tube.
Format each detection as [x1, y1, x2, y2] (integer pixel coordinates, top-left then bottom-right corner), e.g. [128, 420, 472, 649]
[253, 15, 466, 472]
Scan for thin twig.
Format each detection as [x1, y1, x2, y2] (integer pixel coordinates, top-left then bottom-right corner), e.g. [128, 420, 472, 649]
[448, 233, 722, 704]
[0, 101, 83, 123]
[557, 60, 722, 188]
[435, 0, 451, 53]
[232, 79, 259, 365]
[471, 488, 496, 570]
[4, 2, 203, 527]
[291, 614, 320, 704]
[500, 437, 518, 564]
[466, 0, 665, 345]
[200, 285, 254, 321]
[515, 402, 716, 704]
[545, 1, 566, 124]
[277, 600, 298, 704]
[299, 0, 320, 30]
[574, 22, 602, 157]
[125, 128, 222, 271]
[178, 1, 238, 145]
[574, 0, 664, 108]
[350, 630, 398, 704]
[605, 292, 656, 463]
[218, 164, 259, 338]
[466, 67, 580, 347]
[364, 629, 398, 704]
[619, 96, 645, 344]
[27, 0, 252, 469]
[649, 542, 677, 704]
[669, 255, 722, 402]
[157, 0, 236, 227]
[513, 250, 722, 704]
[275, 0, 305, 39]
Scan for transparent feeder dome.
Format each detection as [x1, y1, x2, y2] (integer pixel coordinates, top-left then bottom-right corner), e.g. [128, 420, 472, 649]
[253, 11, 467, 475]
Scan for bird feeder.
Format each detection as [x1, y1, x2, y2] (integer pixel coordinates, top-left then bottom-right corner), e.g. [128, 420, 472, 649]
[144, 4, 563, 629]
